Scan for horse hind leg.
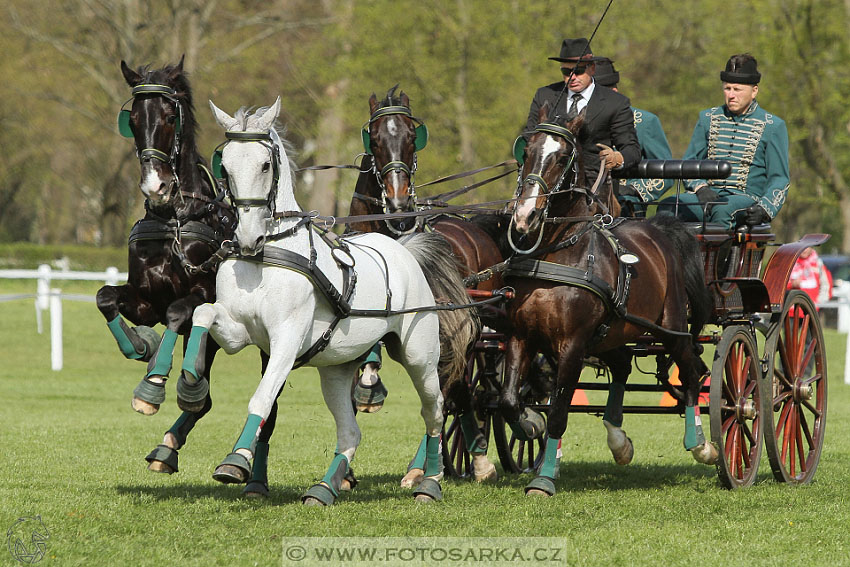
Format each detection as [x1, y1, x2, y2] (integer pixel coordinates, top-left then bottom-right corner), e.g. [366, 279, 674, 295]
[145, 396, 212, 474]
[598, 348, 634, 466]
[448, 378, 497, 483]
[667, 336, 717, 465]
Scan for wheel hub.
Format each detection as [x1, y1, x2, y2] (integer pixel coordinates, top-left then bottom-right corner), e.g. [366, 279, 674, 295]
[736, 398, 758, 422]
[793, 381, 813, 402]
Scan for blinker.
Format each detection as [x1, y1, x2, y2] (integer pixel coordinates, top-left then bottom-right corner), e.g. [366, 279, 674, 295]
[512, 136, 528, 164]
[361, 121, 429, 155]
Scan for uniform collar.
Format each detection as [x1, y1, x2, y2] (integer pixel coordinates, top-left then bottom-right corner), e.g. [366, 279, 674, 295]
[723, 99, 759, 119]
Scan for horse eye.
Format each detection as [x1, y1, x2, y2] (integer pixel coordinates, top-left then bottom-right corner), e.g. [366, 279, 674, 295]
[166, 115, 176, 124]
[262, 162, 271, 173]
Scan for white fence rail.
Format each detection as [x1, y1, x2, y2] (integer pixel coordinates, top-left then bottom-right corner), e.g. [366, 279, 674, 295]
[0, 264, 128, 371]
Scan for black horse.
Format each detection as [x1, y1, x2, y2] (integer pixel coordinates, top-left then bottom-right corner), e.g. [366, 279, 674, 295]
[97, 58, 275, 496]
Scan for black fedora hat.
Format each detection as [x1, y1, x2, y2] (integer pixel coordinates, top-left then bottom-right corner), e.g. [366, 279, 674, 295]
[720, 54, 761, 85]
[594, 58, 619, 87]
[548, 38, 597, 62]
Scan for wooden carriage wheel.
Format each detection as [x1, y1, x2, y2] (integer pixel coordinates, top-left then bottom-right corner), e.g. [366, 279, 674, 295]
[760, 290, 827, 484]
[709, 325, 763, 489]
[441, 349, 495, 478]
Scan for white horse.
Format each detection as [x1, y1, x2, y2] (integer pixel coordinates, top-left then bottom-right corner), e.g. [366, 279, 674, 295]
[178, 96, 475, 504]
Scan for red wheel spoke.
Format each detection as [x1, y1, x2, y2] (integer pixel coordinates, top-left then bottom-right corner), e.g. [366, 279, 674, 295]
[799, 339, 816, 378]
[741, 421, 756, 447]
[775, 398, 792, 438]
[722, 413, 736, 435]
[777, 337, 794, 387]
[742, 378, 757, 399]
[801, 398, 821, 417]
[725, 422, 738, 462]
[798, 408, 814, 450]
[780, 401, 793, 462]
[787, 407, 797, 476]
[739, 425, 751, 472]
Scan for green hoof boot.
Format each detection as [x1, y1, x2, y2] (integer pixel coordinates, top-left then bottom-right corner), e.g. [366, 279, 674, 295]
[353, 377, 388, 413]
[525, 476, 556, 497]
[134, 325, 161, 363]
[302, 483, 336, 506]
[518, 408, 546, 440]
[212, 452, 251, 484]
[242, 481, 270, 498]
[145, 444, 179, 474]
[132, 378, 166, 416]
[176, 372, 209, 413]
[413, 477, 443, 502]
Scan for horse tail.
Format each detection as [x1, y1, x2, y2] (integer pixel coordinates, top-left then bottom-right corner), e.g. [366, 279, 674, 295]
[398, 232, 481, 387]
[647, 214, 712, 339]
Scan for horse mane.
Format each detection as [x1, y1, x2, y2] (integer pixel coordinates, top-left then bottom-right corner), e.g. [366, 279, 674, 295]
[378, 83, 409, 109]
[232, 106, 298, 191]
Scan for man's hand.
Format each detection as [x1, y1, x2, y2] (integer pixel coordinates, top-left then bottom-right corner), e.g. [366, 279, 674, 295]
[695, 185, 719, 204]
[745, 204, 770, 225]
[596, 143, 624, 170]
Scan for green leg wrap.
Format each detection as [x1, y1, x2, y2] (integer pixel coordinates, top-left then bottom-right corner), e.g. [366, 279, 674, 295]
[180, 326, 209, 382]
[361, 342, 382, 368]
[106, 316, 146, 360]
[250, 441, 270, 485]
[603, 382, 626, 427]
[146, 329, 179, 378]
[320, 453, 350, 496]
[683, 405, 706, 450]
[234, 414, 264, 454]
[424, 434, 442, 477]
[167, 411, 200, 448]
[538, 437, 562, 479]
[407, 434, 427, 471]
[459, 413, 488, 455]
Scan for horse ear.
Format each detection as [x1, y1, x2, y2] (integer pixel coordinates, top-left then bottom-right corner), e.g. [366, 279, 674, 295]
[121, 60, 142, 87]
[254, 96, 281, 131]
[538, 101, 550, 123]
[209, 99, 239, 131]
[369, 94, 379, 114]
[400, 91, 410, 108]
[175, 54, 185, 74]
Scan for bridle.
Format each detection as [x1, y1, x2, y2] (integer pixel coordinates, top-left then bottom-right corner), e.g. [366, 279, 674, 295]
[508, 122, 579, 253]
[118, 83, 186, 194]
[211, 130, 281, 214]
[361, 105, 429, 235]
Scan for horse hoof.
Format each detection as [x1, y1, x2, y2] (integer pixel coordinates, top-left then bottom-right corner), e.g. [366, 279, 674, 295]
[691, 442, 719, 465]
[401, 468, 424, 488]
[412, 477, 442, 502]
[302, 496, 326, 507]
[242, 481, 269, 498]
[147, 460, 175, 474]
[176, 397, 205, 413]
[525, 488, 551, 497]
[353, 378, 388, 413]
[604, 421, 634, 466]
[473, 459, 499, 483]
[132, 397, 160, 416]
[414, 494, 437, 503]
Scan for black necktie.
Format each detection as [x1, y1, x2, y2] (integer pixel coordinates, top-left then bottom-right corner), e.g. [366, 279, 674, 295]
[565, 93, 582, 121]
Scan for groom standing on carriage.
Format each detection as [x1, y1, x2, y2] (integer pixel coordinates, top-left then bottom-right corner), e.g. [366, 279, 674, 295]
[524, 38, 641, 187]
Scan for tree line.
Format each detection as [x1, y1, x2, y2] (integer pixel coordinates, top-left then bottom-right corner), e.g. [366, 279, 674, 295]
[2, 0, 848, 251]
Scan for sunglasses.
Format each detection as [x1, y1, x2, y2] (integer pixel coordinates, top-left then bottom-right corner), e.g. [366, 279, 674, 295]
[561, 65, 588, 76]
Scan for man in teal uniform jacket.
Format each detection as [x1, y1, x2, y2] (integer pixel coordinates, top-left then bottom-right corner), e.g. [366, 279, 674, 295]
[594, 58, 673, 217]
[667, 54, 790, 228]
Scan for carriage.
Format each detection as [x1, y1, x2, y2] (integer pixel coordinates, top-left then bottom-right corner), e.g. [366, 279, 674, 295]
[440, 159, 828, 490]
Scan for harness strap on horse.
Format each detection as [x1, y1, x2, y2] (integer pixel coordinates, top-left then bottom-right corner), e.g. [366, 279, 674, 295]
[128, 219, 221, 248]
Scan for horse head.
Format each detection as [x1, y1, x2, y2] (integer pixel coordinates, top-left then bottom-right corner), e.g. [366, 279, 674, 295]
[363, 85, 428, 234]
[209, 96, 297, 256]
[511, 102, 584, 236]
[119, 56, 196, 210]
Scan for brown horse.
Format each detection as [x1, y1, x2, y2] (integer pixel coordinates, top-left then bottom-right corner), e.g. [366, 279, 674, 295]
[348, 86, 504, 483]
[503, 104, 717, 496]
[97, 58, 276, 496]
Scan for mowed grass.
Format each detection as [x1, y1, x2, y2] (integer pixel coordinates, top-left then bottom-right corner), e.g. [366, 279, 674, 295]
[1, 279, 849, 566]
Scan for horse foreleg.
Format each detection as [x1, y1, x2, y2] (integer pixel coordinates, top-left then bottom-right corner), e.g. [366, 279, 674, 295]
[526, 343, 583, 498]
[301, 363, 362, 506]
[500, 336, 540, 441]
[98, 284, 159, 363]
[598, 347, 634, 465]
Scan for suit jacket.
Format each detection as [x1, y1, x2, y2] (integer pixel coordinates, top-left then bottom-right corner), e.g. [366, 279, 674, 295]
[525, 81, 641, 183]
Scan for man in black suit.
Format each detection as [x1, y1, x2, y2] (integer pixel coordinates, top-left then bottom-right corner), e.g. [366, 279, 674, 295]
[525, 38, 640, 184]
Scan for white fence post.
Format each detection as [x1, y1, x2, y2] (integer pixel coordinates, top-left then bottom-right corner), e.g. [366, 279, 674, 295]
[50, 289, 63, 371]
[36, 264, 51, 334]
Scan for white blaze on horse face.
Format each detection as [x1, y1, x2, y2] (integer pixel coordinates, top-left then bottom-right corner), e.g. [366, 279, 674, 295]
[139, 163, 172, 202]
[514, 136, 561, 231]
[386, 116, 399, 137]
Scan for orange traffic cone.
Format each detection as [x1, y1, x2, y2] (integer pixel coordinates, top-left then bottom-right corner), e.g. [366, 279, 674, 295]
[659, 365, 709, 406]
[571, 388, 589, 405]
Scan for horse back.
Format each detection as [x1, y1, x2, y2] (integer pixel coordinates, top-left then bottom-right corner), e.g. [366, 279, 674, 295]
[430, 216, 504, 291]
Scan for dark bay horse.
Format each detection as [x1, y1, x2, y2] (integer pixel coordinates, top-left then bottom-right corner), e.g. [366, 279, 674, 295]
[348, 86, 504, 483]
[504, 105, 717, 496]
[97, 58, 275, 496]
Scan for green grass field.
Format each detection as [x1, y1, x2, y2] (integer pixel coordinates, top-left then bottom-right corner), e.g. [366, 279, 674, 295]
[1, 279, 848, 566]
